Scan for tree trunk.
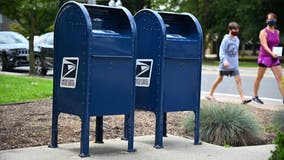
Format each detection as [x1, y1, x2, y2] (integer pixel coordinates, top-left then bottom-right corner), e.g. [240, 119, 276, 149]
[146, 0, 151, 8]
[215, 41, 220, 60]
[29, 9, 36, 75]
[252, 42, 257, 55]
[28, 33, 35, 75]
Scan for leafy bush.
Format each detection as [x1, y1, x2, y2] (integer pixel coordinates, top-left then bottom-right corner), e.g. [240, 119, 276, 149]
[269, 110, 284, 160]
[269, 132, 284, 160]
[273, 109, 284, 133]
[184, 102, 263, 146]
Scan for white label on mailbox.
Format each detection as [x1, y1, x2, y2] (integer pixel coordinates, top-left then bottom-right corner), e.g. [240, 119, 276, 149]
[136, 59, 153, 87]
[60, 57, 79, 88]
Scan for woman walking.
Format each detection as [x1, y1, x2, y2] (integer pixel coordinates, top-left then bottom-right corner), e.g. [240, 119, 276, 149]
[252, 12, 284, 104]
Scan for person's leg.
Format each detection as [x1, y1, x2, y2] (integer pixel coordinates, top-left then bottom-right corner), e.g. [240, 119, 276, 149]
[253, 66, 266, 104]
[234, 75, 245, 101]
[271, 65, 284, 99]
[254, 66, 267, 97]
[208, 75, 224, 100]
[233, 70, 252, 104]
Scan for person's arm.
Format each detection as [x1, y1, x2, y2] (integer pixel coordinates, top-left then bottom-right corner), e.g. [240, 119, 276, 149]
[219, 38, 230, 67]
[259, 29, 278, 58]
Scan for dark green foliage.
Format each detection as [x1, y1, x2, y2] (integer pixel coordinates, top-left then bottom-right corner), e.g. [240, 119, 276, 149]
[151, 0, 284, 46]
[269, 132, 284, 160]
[184, 102, 263, 146]
[269, 110, 284, 160]
[0, 0, 59, 36]
[0, 0, 59, 75]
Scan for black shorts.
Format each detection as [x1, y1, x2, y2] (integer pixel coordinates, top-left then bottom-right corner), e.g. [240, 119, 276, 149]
[258, 63, 280, 68]
[219, 70, 239, 77]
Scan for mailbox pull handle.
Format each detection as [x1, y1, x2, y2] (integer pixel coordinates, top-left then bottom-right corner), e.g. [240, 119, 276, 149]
[164, 56, 200, 60]
[91, 55, 133, 59]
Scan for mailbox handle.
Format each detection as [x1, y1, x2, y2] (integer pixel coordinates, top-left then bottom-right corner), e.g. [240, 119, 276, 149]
[164, 56, 200, 60]
[91, 55, 133, 59]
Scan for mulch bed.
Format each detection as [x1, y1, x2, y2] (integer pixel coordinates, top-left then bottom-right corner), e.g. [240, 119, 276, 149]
[0, 99, 276, 150]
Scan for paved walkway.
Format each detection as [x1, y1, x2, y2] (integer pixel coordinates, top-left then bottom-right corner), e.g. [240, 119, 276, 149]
[0, 135, 275, 160]
[201, 91, 284, 111]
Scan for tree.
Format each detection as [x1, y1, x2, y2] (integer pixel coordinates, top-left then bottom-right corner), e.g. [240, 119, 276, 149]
[151, 0, 216, 57]
[151, 0, 284, 57]
[0, 0, 59, 75]
[237, 0, 284, 54]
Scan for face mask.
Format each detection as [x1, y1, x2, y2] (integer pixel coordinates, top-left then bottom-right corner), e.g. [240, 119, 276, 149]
[267, 20, 277, 26]
[231, 31, 239, 36]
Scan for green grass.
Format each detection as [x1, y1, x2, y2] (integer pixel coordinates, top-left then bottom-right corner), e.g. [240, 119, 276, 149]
[203, 59, 284, 68]
[0, 74, 53, 105]
[203, 57, 259, 67]
[203, 60, 258, 68]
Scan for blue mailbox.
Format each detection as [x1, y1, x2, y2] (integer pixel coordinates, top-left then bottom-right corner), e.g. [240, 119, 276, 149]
[134, 9, 203, 148]
[50, 1, 136, 157]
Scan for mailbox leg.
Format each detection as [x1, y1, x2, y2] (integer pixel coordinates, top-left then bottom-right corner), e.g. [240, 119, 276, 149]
[154, 112, 164, 149]
[121, 114, 129, 141]
[127, 111, 135, 152]
[194, 110, 202, 145]
[80, 115, 90, 157]
[49, 111, 59, 148]
[163, 112, 167, 137]
[95, 116, 104, 143]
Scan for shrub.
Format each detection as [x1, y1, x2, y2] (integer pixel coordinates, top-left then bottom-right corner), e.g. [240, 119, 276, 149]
[273, 109, 284, 133]
[269, 132, 284, 160]
[269, 110, 284, 160]
[184, 102, 263, 146]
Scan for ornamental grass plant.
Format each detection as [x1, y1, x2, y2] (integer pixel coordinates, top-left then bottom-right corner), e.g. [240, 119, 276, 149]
[273, 109, 284, 133]
[184, 102, 263, 146]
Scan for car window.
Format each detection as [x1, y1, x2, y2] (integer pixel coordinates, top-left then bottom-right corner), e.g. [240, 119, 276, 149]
[0, 32, 27, 44]
[46, 35, 54, 45]
[36, 33, 53, 46]
[36, 35, 46, 45]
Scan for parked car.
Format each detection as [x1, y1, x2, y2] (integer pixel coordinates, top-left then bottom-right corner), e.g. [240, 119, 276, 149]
[0, 31, 29, 71]
[34, 32, 54, 75]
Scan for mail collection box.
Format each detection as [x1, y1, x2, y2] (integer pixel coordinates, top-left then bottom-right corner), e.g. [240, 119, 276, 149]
[50, 1, 136, 157]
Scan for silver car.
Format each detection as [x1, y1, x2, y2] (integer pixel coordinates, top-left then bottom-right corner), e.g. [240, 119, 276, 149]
[34, 32, 54, 75]
[0, 31, 29, 71]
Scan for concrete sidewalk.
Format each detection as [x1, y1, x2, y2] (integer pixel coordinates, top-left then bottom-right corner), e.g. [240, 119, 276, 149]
[201, 91, 284, 111]
[0, 135, 275, 160]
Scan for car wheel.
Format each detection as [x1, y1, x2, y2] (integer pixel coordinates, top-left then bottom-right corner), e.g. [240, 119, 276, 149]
[35, 57, 47, 76]
[0, 55, 9, 71]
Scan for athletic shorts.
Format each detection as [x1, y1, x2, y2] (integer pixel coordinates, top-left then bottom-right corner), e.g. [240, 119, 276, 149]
[258, 56, 280, 68]
[258, 62, 280, 68]
[219, 70, 239, 77]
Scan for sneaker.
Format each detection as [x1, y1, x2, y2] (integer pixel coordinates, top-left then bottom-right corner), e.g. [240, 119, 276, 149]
[206, 95, 216, 102]
[242, 99, 252, 105]
[252, 96, 264, 104]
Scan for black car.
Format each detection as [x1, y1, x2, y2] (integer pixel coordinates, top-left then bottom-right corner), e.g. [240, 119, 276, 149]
[0, 31, 29, 71]
[34, 32, 54, 75]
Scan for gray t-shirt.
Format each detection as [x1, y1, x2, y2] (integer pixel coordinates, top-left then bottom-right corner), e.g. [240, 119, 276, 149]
[219, 34, 240, 71]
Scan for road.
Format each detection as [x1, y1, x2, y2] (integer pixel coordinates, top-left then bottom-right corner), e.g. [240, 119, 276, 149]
[201, 67, 282, 101]
[2, 66, 53, 76]
[3, 66, 283, 101]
